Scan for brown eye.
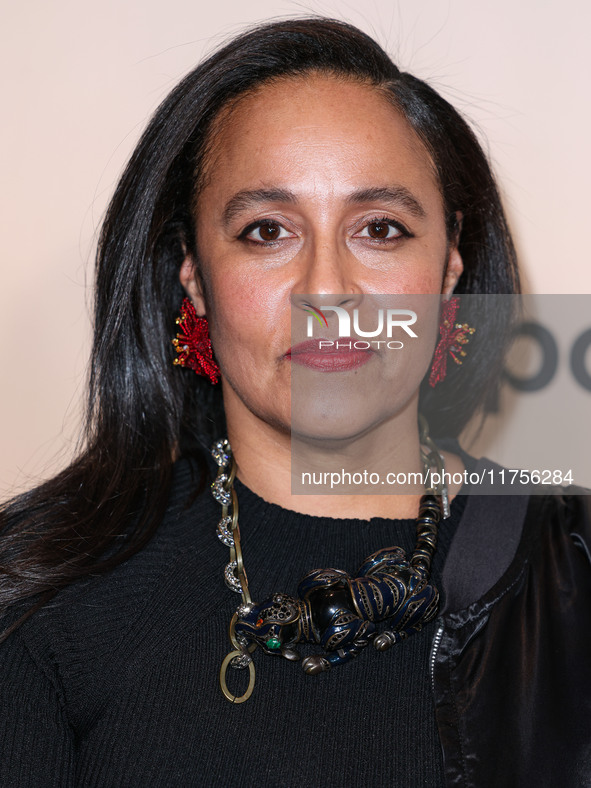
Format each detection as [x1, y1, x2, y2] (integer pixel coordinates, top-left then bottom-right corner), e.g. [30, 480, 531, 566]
[241, 220, 294, 244]
[354, 219, 406, 241]
[367, 221, 391, 239]
[258, 222, 280, 241]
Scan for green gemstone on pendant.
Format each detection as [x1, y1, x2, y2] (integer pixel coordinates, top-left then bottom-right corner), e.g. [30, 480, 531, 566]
[266, 637, 281, 650]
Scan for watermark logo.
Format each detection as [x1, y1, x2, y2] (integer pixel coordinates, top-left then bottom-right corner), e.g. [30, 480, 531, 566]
[305, 305, 418, 341]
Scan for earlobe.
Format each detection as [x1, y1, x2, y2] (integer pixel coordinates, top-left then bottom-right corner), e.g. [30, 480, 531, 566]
[179, 255, 207, 316]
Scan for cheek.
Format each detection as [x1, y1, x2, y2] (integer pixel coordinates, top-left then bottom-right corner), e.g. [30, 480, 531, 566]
[370, 268, 444, 298]
[359, 238, 449, 296]
[207, 291, 249, 363]
[408, 259, 448, 294]
[202, 266, 288, 368]
[403, 269, 445, 294]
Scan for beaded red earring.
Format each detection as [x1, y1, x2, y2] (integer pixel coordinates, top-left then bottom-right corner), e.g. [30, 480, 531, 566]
[429, 296, 475, 387]
[172, 298, 220, 384]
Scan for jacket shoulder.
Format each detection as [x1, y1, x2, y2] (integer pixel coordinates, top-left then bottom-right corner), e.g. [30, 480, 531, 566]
[533, 486, 591, 567]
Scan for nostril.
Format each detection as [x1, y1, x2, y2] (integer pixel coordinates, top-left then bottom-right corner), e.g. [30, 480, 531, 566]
[336, 293, 365, 309]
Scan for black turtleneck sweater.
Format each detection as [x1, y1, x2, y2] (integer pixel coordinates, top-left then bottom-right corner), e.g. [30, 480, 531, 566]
[0, 459, 467, 787]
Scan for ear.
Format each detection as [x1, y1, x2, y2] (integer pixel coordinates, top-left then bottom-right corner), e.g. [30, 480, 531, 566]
[179, 254, 207, 316]
[442, 211, 464, 295]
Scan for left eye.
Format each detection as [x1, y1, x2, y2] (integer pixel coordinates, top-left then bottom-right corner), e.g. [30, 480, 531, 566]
[355, 220, 403, 240]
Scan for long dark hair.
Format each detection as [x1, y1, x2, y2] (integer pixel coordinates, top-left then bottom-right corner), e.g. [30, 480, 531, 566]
[0, 17, 519, 638]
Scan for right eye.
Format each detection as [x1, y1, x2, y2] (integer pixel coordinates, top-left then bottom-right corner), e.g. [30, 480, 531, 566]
[240, 220, 295, 244]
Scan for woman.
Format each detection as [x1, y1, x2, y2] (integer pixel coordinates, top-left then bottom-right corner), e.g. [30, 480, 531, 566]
[0, 17, 589, 788]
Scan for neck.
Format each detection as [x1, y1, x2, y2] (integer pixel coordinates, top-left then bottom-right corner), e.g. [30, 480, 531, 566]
[224, 398, 463, 521]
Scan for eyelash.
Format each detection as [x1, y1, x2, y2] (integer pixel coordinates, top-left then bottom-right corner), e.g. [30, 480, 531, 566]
[238, 220, 294, 245]
[237, 217, 412, 246]
[354, 216, 412, 242]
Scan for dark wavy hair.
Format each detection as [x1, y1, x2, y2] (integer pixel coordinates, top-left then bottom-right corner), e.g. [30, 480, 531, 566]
[0, 17, 519, 639]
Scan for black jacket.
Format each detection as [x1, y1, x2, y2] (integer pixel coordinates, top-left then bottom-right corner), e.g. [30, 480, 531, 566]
[433, 484, 591, 787]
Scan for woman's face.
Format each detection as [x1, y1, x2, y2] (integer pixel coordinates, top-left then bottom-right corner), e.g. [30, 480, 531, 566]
[181, 74, 463, 442]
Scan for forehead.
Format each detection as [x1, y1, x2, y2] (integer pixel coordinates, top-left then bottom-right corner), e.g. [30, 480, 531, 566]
[198, 73, 441, 209]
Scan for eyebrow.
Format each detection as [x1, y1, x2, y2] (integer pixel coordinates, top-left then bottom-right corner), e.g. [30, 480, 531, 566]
[221, 184, 426, 226]
[222, 188, 296, 226]
[346, 186, 426, 219]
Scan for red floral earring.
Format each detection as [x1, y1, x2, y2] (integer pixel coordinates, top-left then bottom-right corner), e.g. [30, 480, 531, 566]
[429, 296, 475, 387]
[172, 297, 221, 384]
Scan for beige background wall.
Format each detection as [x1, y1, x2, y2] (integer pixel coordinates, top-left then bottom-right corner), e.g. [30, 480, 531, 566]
[1, 0, 590, 493]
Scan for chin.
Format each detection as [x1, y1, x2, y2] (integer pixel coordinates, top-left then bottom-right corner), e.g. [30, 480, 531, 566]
[290, 413, 394, 447]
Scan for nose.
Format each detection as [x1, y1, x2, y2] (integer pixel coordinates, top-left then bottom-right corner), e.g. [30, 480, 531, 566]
[291, 238, 364, 313]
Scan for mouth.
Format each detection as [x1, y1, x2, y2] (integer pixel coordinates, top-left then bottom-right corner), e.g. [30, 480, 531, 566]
[285, 338, 373, 372]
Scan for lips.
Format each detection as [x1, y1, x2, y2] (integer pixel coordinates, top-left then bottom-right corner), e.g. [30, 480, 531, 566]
[285, 338, 373, 371]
